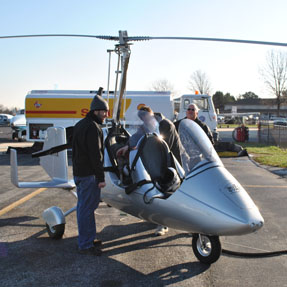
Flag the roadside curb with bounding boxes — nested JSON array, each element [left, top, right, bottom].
[[248, 153, 287, 178]]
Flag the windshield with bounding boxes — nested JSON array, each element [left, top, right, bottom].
[[178, 119, 222, 174], [184, 98, 209, 111]]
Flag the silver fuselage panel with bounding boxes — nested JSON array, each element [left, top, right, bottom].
[[101, 120, 264, 236]]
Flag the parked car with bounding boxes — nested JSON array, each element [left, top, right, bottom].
[[0, 114, 13, 126], [224, 117, 235, 124], [10, 109, 27, 141], [273, 120, 287, 127], [217, 115, 225, 124]]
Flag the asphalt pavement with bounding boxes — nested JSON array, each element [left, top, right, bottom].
[[0, 127, 287, 286]]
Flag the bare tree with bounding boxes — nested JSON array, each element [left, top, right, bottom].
[[0, 104, 14, 114], [150, 79, 174, 93], [189, 70, 211, 94], [260, 50, 287, 115]]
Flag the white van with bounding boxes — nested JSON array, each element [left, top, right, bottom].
[[177, 94, 218, 141]]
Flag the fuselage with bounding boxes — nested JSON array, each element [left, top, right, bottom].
[[101, 123, 264, 237]]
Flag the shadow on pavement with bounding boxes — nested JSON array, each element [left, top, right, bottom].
[[0, 219, 209, 286]]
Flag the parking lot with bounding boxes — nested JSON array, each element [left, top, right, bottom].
[[0, 127, 287, 286]]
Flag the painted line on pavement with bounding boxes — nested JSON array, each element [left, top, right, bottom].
[[0, 188, 47, 216], [244, 185, 287, 188]]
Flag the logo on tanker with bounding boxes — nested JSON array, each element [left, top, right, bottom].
[[81, 108, 89, 117], [34, 101, 42, 109], [137, 104, 146, 110], [80, 108, 111, 118]]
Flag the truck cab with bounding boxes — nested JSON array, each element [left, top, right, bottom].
[[177, 94, 218, 141]]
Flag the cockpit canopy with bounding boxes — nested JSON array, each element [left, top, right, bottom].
[[178, 119, 222, 175]]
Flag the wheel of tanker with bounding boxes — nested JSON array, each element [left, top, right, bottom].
[[192, 233, 221, 264], [46, 223, 65, 239]]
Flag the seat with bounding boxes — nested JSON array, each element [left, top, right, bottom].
[[104, 126, 130, 179], [126, 134, 181, 197], [139, 134, 181, 195], [139, 135, 170, 182]]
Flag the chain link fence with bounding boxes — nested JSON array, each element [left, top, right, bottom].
[[258, 120, 287, 148]]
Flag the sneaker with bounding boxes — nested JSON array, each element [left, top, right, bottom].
[[155, 225, 169, 236], [78, 246, 102, 256], [93, 239, 102, 247]]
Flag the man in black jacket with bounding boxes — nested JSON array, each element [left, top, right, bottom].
[[72, 94, 109, 255], [175, 103, 214, 145]]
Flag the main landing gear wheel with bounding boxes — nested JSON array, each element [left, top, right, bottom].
[[192, 234, 221, 264], [46, 223, 65, 239]]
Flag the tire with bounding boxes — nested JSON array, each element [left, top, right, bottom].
[[192, 234, 221, 264], [46, 223, 65, 239]]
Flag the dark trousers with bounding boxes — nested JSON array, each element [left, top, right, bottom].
[[74, 175, 101, 250]]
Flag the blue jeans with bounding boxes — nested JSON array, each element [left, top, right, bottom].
[[74, 175, 101, 250]]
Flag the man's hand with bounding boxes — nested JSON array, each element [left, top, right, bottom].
[[98, 182, 106, 188]]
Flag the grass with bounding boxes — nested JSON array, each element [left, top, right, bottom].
[[240, 142, 287, 168], [218, 124, 258, 128]]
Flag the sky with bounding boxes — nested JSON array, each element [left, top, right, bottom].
[[0, 0, 287, 109]]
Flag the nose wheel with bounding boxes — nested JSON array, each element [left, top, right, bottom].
[[192, 233, 221, 264]]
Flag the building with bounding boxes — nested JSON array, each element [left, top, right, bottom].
[[224, 98, 287, 118]]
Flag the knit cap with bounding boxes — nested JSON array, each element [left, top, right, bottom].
[[90, 95, 109, 111]]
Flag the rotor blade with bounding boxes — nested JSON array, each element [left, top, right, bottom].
[[128, 36, 287, 47], [0, 34, 119, 40], [1, 33, 286, 47]]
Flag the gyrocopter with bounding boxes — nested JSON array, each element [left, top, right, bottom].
[[6, 30, 286, 264]]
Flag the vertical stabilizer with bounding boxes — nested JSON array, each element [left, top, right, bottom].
[[10, 149, 20, 187], [10, 127, 75, 189], [40, 127, 69, 182]]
